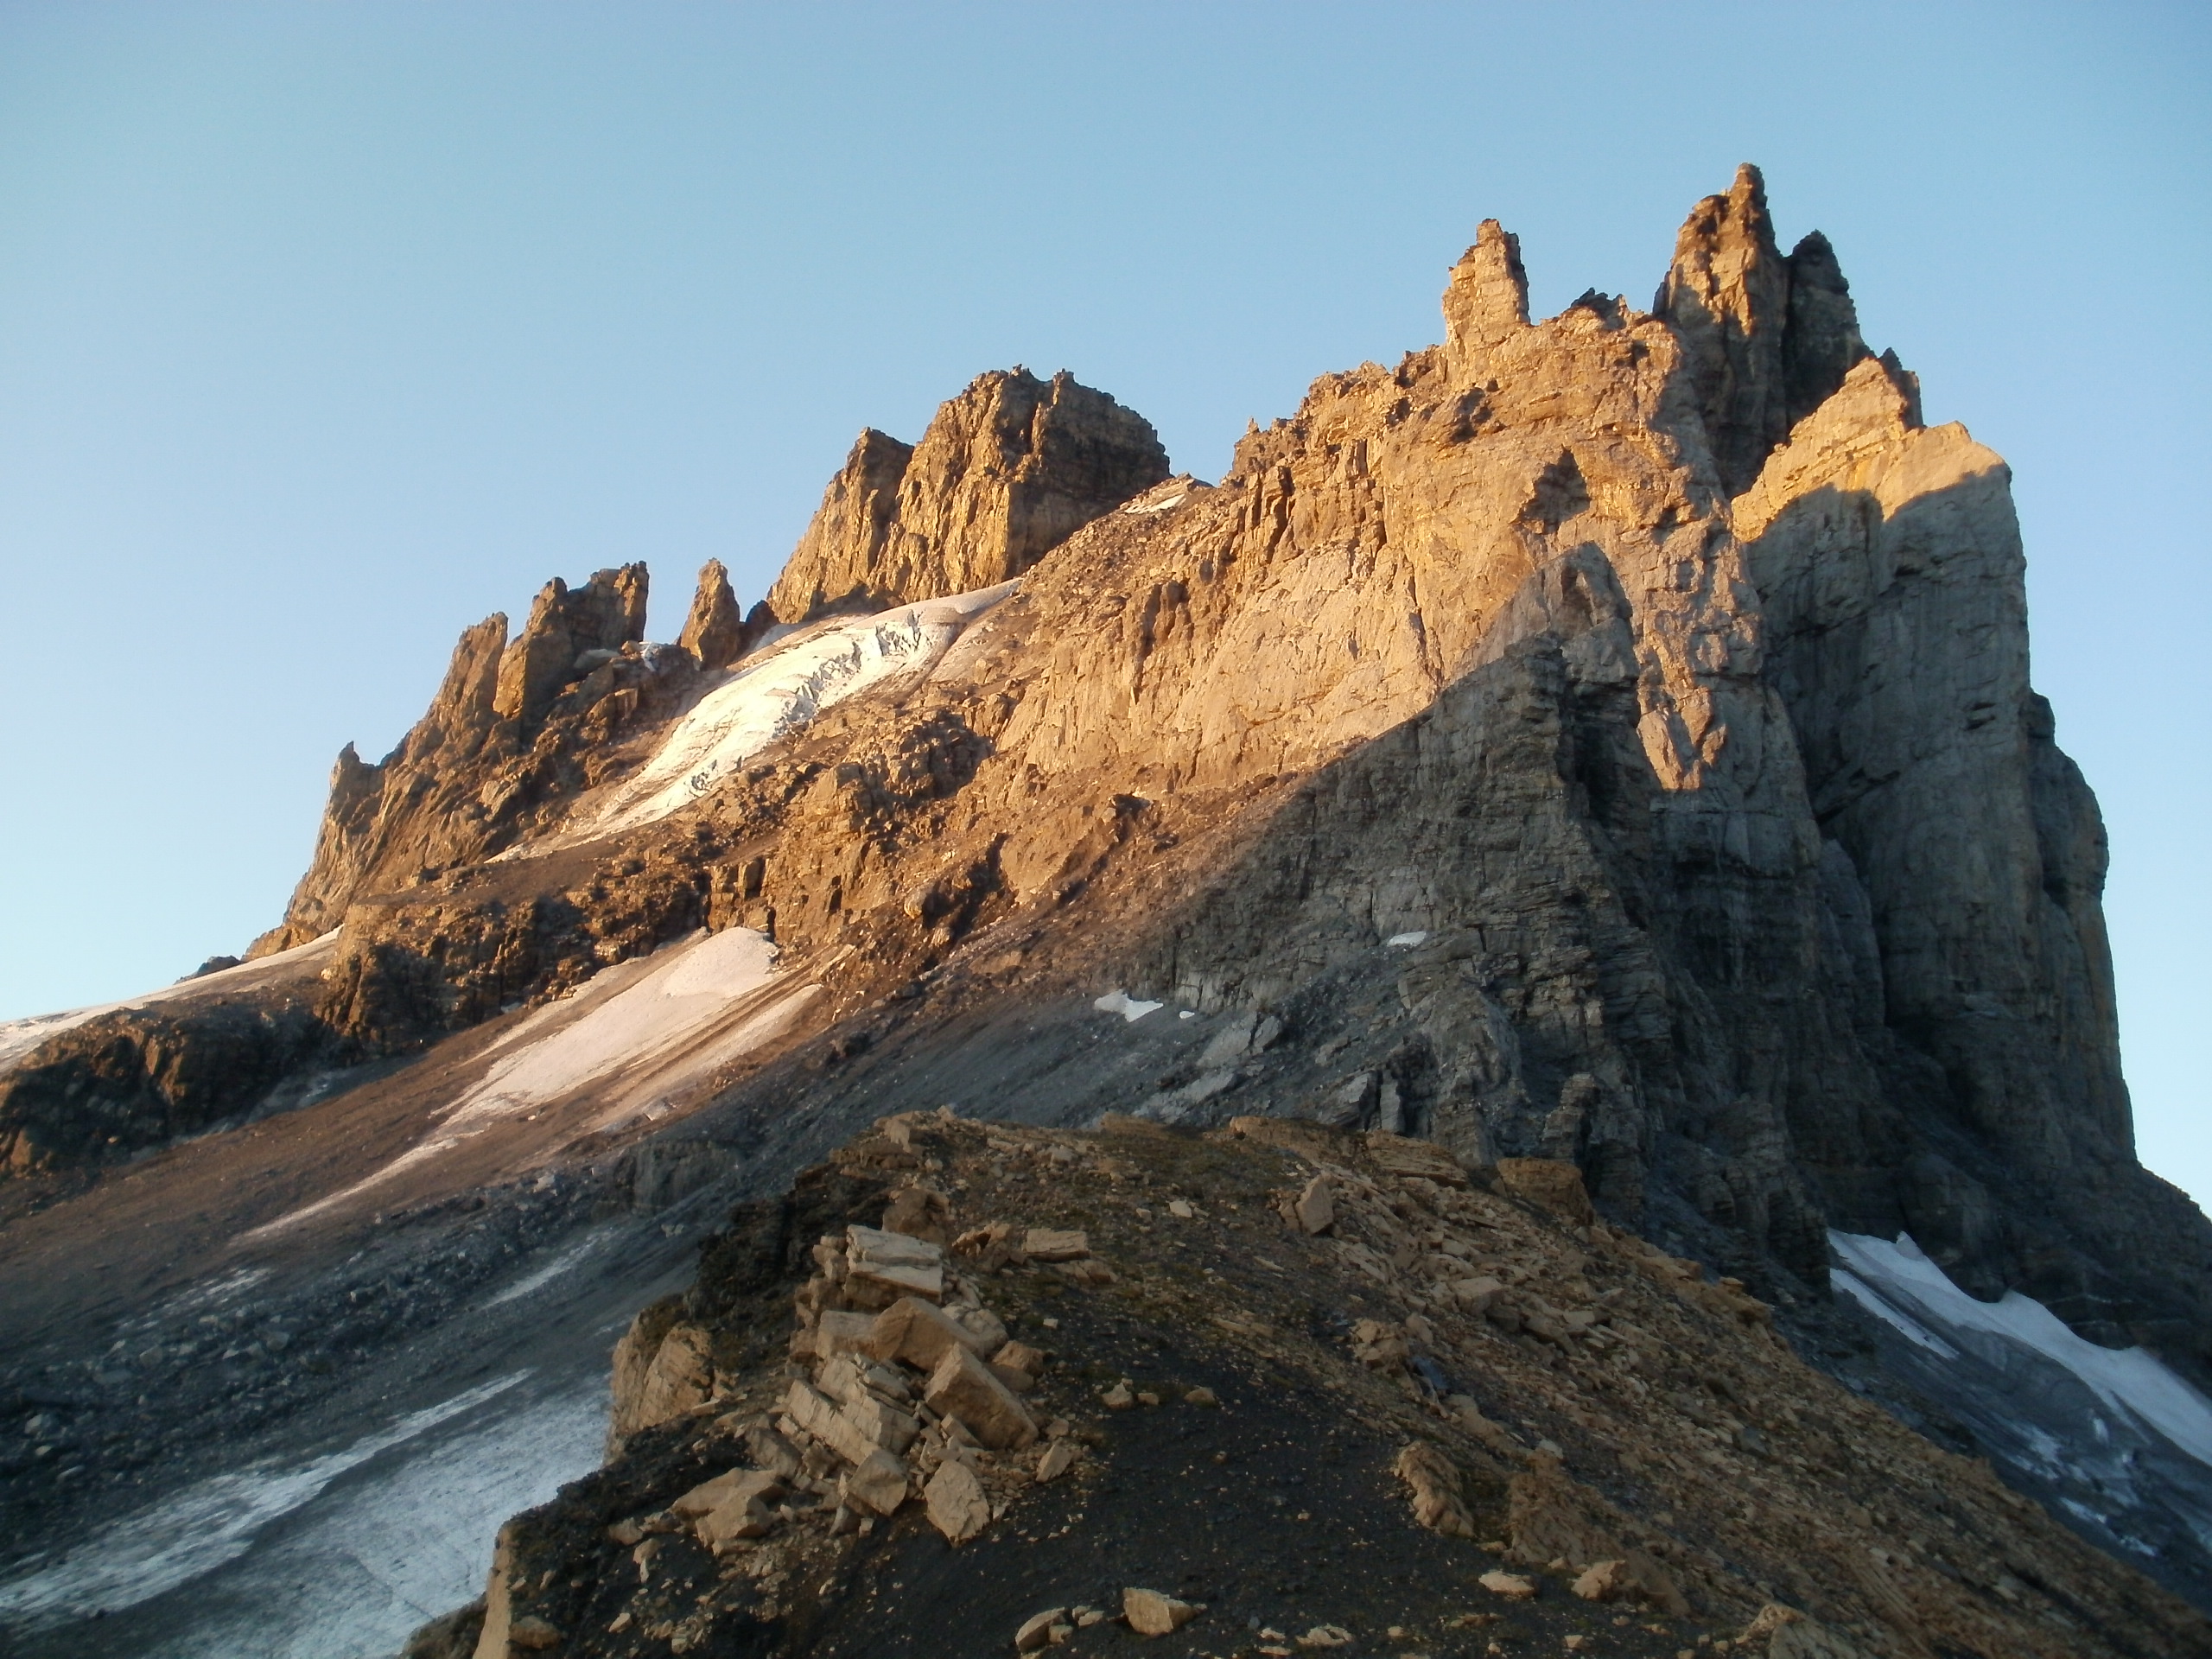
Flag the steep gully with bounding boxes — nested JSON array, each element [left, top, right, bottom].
[[0, 167, 2206, 1651]]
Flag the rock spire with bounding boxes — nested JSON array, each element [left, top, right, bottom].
[[766, 368, 1169, 623], [1441, 219, 1531, 378], [676, 559, 753, 670], [493, 565, 650, 729], [1656, 162, 1875, 493]]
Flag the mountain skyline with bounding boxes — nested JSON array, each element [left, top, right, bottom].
[[4, 6, 2207, 1214]]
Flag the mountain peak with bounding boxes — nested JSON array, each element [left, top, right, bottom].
[[765, 367, 1168, 624], [1441, 218, 1531, 376]]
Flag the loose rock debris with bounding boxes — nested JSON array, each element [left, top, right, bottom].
[[442, 1110, 2212, 1658]]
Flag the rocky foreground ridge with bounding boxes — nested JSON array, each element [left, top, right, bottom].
[[415, 1114, 2209, 1659], [3, 166, 2209, 1652]]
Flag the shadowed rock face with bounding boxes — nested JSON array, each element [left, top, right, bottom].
[[0, 1000, 335, 1174], [766, 368, 1169, 621]]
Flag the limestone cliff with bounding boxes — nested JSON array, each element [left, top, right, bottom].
[[765, 368, 1169, 621], [51, 166, 2209, 1386], [19, 165, 2212, 1659]]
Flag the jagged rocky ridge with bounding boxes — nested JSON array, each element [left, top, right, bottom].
[[3, 165, 2209, 1650]]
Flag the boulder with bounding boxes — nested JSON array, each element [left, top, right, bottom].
[[1363, 1132, 1467, 1185], [925, 1344, 1039, 1449], [1021, 1228, 1090, 1262], [840, 1447, 910, 1516], [782, 1379, 877, 1466], [861, 1295, 990, 1372], [846, 1224, 945, 1305], [1034, 1440, 1077, 1482], [882, 1185, 954, 1245], [1394, 1441, 1476, 1538], [1495, 1159, 1595, 1226], [812, 1309, 879, 1361], [696, 1488, 780, 1551], [671, 1467, 782, 1520], [925, 1458, 992, 1544], [1015, 1609, 1069, 1653], [1122, 1587, 1200, 1637], [1294, 1177, 1335, 1236]]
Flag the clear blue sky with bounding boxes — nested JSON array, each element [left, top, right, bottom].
[[3, 3, 2206, 1206]]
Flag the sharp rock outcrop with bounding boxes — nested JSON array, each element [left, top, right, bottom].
[[154, 172, 2211, 1383], [676, 558, 760, 671], [254, 562, 697, 957], [765, 367, 1170, 622], [1656, 162, 1876, 494]]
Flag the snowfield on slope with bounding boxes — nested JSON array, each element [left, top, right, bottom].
[[250, 926, 816, 1237], [0, 931, 340, 1080], [578, 581, 1018, 839], [1832, 1230, 2212, 1470]]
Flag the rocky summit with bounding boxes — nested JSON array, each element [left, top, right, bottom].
[[2, 167, 2208, 1659]]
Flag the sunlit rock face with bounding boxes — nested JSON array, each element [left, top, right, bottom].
[[766, 367, 1170, 625]]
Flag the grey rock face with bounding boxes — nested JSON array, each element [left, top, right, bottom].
[[1656, 163, 1873, 494]]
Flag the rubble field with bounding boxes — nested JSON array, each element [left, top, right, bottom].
[[420, 1112, 2209, 1659]]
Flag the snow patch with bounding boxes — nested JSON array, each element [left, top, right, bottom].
[[1384, 931, 1429, 948], [251, 929, 812, 1236], [578, 582, 1017, 838], [1830, 1267, 1960, 1358], [0, 931, 340, 1078], [483, 1230, 610, 1309], [1831, 1230, 2212, 1471], [1093, 990, 1163, 1023]]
